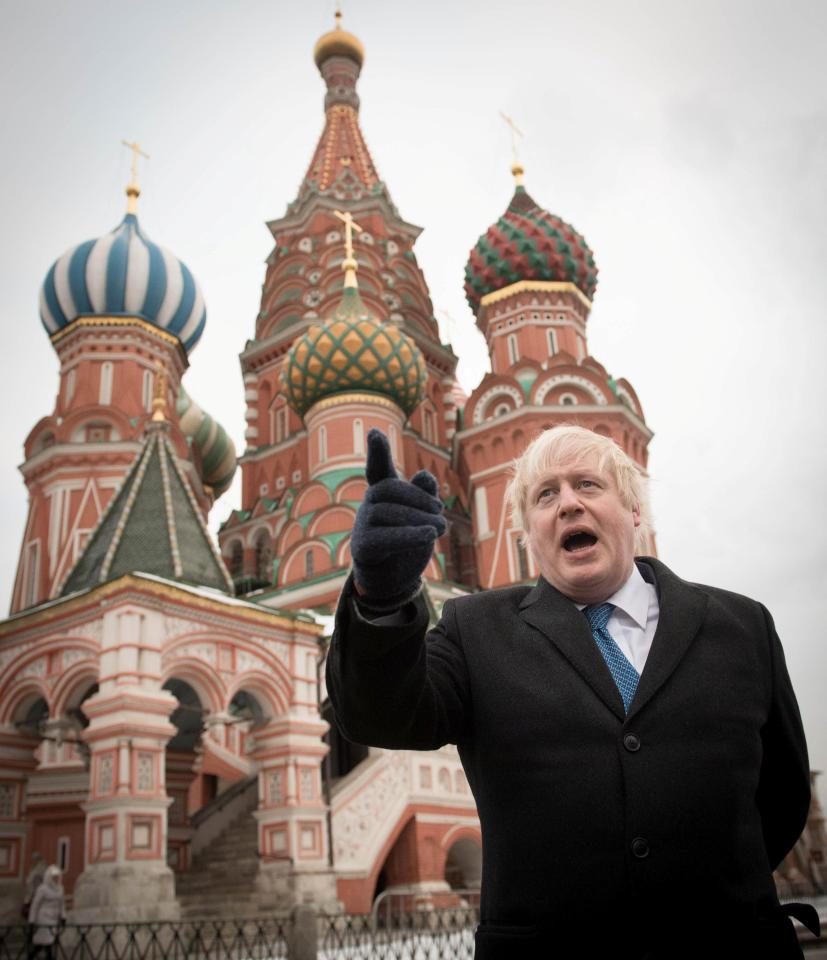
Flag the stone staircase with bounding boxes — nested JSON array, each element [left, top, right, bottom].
[[176, 810, 269, 919]]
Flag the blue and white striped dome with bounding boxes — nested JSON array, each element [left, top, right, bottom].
[[39, 212, 206, 353]]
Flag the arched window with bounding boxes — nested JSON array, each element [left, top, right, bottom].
[[99, 362, 113, 405], [228, 541, 243, 578], [142, 370, 153, 412], [507, 333, 519, 365], [319, 425, 327, 462], [254, 531, 272, 584], [304, 550, 314, 578], [424, 408, 435, 442], [65, 369, 76, 405], [274, 405, 288, 443], [24, 541, 40, 609], [547, 329, 557, 356], [560, 393, 577, 406], [354, 419, 364, 454]]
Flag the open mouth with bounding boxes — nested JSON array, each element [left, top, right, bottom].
[[563, 531, 598, 552]]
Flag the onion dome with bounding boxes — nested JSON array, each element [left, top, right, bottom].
[[464, 184, 598, 313], [283, 211, 426, 418], [282, 286, 426, 418], [313, 10, 364, 68], [39, 211, 207, 353], [176, 387, 237, 497]]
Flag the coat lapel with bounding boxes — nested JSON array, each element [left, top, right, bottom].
[[518, 560, 709, 723], [519, 577, 626, 721], [627, 558, 709, 720]]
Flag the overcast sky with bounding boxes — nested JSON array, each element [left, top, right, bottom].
[[2, 0, 826, 782]]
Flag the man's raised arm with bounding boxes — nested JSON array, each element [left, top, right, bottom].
[[325, 429, 470, 750]]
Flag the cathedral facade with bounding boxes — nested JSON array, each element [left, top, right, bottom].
[[0, 15, 821, 923]]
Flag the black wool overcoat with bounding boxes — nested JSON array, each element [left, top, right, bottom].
[[326, 558, 812, 959]]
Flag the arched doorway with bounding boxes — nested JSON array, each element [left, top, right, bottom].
[[162, 678, 207, 871], [444, 837, 482, 890]]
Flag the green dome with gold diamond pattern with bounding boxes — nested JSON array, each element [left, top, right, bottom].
[[282, 286, 427, 417]]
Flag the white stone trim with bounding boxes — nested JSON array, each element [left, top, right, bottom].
[[471, 384, 523, 425], [534, 375, 607, 406]]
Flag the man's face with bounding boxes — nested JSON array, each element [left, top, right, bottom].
[[525, 452, 640, 605]]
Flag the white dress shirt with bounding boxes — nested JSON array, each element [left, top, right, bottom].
[[358, 564, 661, 675], [577, 564, 660, 673]]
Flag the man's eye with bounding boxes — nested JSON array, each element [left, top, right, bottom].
[[579, 480, 597, 489], [537, 488, 554, 501]]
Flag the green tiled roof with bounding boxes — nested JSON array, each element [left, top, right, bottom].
[[61, 426, 233, 596]]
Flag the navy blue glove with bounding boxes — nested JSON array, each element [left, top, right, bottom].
[[350, 429, 446, 611]]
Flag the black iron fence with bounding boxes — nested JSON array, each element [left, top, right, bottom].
[[0, 908, 479, 960], [318, 906, 477, 959], [0, 919, 290, 960]]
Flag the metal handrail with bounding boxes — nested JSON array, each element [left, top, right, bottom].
[[370, 886, 481, 933], [189, 773, 257, 828]]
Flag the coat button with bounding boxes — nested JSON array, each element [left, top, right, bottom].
[[631, 837, 649, 859], [623, 733, 641, 752]]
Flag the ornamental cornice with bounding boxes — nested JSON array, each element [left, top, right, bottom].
[[471, 384, 524, 425], [268, 193, 421, 244], [304, 391, 403, 418], [533, 374, 608, 406], [0, 574, 321, 642], [20, 442, 141, 477], [479, 280, 592, 311], [237, 433, 306, 466], [455, 403, 653, 443], [51, 315, 188, 363]]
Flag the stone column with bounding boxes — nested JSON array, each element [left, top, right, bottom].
[[165, 750, 199, 873], [72, 604, 179, 922], [249, 712, 337, 911]]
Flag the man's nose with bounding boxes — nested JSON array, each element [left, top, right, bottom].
[[558, 484, 584, 515]]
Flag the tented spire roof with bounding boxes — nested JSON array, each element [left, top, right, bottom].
[[61, 426, 233, 596]]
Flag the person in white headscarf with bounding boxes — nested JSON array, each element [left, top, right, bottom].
[[27, 865, 65, 959]]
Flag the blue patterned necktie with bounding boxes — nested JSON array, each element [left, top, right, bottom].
[[583, 602, 640, 713]]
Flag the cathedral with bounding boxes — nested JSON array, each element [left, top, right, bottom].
[[0, 14, 821, 923]]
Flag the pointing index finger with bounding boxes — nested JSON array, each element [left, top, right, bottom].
[[365, 428, 398, 485]]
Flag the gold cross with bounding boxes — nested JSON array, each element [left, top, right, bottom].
[[122, 140, 150, 213], [499, 112, 524, 164], [499, 112, 525, 185], [333, 209, 363, 289], [121, 139, 150, 185]]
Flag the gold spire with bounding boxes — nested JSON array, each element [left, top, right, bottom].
[[333, 209, 363, 289], [121, 139, 150, 214], [499, 111, 525, 187], [151, 364, 168, 422]]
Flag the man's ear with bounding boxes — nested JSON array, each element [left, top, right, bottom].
[[632, 505, 641, 528]]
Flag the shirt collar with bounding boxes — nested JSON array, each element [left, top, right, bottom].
[[574, 564, 650, 629], [605, 564, 650, 629]]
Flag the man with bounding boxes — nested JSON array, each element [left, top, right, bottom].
[[326, 426, 817, 958]]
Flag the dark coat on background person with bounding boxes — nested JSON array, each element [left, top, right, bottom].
[[326, 558, 812, 959]]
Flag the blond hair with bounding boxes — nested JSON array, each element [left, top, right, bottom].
[[505, 425, 651, 551]]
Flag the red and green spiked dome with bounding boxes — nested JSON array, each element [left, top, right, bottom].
[[464, 185, 598, 312], [281, 286, 427, 418]]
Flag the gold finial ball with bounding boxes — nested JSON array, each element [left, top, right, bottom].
[[313, 17, 364, 68], [511, 162, 524, 177]]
